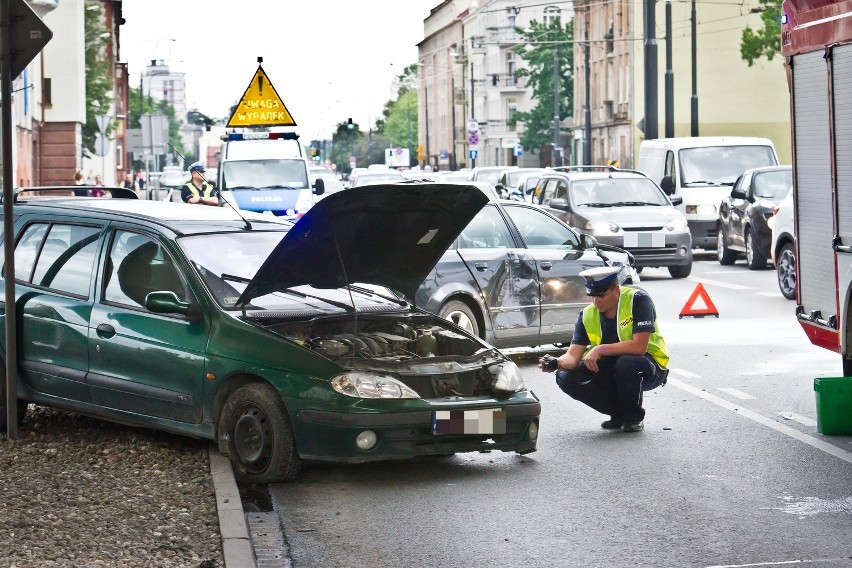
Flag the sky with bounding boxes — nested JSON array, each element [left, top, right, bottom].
[[120, 0, 439, 140]]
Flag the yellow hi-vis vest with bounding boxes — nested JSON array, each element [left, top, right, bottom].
[[581, 286, 669, 369], [184, 181, 215, 199]]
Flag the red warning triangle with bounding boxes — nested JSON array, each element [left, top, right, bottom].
[[679, 282, 719, 319]]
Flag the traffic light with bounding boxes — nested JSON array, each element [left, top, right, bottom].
[[347, 118, 354, 130], [310, 147, 320, 161]]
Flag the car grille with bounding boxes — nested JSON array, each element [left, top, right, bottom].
[[627, 246, 680, 258], [623, 226, 665, 231]]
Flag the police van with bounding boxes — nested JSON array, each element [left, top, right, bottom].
[[637, 136, 779, 251], [217, 131, 324, 221]]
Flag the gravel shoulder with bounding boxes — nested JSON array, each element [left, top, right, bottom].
[[0, 405, 224, 568]]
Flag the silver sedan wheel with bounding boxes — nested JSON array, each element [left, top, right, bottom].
[[439, 300, 480, 337]]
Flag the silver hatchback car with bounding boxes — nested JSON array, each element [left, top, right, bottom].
[[534, 166, 693, 278]]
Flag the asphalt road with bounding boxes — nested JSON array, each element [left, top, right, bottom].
[[261, 258, 852, 568]]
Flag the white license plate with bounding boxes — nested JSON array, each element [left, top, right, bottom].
[[432, 408, 507, 435], [623, 232, 665, 248]]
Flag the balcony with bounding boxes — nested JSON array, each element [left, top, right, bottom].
[[488, 73, 523, 89]]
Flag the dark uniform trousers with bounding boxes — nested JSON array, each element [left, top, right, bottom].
[[555, 354, 665, 423]]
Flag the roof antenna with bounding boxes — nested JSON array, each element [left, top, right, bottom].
[[166, 141, 252, 230]]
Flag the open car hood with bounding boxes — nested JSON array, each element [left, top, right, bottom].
[[236, 183, 489, 306]]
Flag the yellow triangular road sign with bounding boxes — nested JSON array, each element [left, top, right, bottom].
[[227, 66, 296, 127]]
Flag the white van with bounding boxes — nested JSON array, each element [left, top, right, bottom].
[[637, 136, 779, 250], [217, 131, 324, 222]]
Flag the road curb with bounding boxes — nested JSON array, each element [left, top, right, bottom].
[[208, 446, 256, 568]]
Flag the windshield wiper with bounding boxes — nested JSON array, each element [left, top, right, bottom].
[[579, 202, 611, 207], [345, 284, 408, 306], [258, 184, 301, 190], [682, 180, 723, 186], [225, 185, 256, 191], [608, 201, 661, 207], [222, 273, 355, 312]]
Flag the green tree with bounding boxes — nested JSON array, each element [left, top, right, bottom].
[[740, 0, 782, 66], [510, 18, 574, 154], [331, 119, 364, 173], [82, 4, 114, 158], [127, 86, 191, 169], [383, 89, 418, 164]]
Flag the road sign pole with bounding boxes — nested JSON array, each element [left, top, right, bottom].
[[2, 0, 18, 439]]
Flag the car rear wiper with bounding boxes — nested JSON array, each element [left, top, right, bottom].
[[608, 201, 662, 207]]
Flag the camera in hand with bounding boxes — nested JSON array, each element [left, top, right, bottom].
[[544, 356, 558, 372]]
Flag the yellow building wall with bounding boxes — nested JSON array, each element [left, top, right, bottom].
[[631, 0, 791, 164]]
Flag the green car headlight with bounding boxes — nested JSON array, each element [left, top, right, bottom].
[[489, 361, 525, 392], [331, 373, 420, 399]]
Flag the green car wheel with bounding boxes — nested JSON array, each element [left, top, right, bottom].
[[220, 382, 302, 484]]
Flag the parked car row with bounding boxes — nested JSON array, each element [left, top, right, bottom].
[[715, 165, 795, 299]]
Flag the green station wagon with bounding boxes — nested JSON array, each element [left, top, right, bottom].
[[0, 184, 540, 483]]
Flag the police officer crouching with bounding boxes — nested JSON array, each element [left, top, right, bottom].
[[539, 266, 669, 432], [181, 161, 218, 206]]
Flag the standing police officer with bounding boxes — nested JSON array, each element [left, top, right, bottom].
[[539, 266, 669, 432], [181, 161, 218, 206]]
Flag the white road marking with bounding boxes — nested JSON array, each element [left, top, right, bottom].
[[687, 276, 752, 290], [706, 559, 850, 567], [669, 367, 702, 379], [668, 377, 852, 465], [756, 291, 783, 298], [717, 387, 757, 400], [777, 412, 818, 427]]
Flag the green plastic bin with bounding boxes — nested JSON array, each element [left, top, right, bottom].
[[813, 377, 852, 435]]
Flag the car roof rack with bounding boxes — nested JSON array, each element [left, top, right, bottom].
[[551, 165, 650, 178], [3, 186, 139, 202]]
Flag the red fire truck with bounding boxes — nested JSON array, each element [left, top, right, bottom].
[[783, 0, 852, 372]]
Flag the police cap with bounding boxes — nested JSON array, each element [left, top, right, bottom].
[[579, 266, 621, 296]]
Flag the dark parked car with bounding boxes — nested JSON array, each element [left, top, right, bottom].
[[415, 199, 637, 350], [717, 165, 792, 269], [532, 166, 692, 278], [0, 184, 540, 484]]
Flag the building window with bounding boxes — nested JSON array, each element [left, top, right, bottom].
[[544, 6, 561, 25], [507, 100, 518, 131]]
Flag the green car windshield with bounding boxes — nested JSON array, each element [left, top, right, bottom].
[[179, 231, 283, 308]]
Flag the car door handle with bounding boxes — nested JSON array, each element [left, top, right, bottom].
[[540, 262, 552, 270], [474, 262, 489, 272], [96, 323, 116, 338]]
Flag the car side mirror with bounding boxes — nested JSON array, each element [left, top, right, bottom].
[[669, 195, 683, 206], [548, 197, 569, 211], [580, 233, 598, 250], [730, 188, 747, 200], [660, 176, 674, 195], [313, 177, 325, 196], [146, 291, 200, 320]]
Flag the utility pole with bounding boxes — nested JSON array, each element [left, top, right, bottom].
[[691, 0, 699, 136], [553, 42, 560, 167], [470, 59, 476, 168], [584, 29, 591, 165], [665, 0, 674, 138], [644, 0, 659, 140]]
